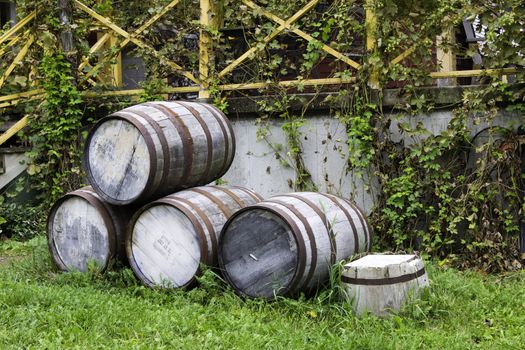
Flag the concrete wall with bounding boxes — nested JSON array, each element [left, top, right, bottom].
[[222, 108, 523, 213]]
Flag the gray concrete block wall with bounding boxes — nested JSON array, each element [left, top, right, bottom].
[[221, 109, 523, 214]]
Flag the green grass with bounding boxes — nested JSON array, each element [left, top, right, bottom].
[[1, 236, 524, 350]]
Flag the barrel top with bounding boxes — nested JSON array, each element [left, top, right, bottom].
[[342, 254, 426, 284], [86, 117, 151, 203], [345, 254, 418, 268], [129, 204, 202, 288], [219, 207, 299, 299], [48, 195, 111, 272]]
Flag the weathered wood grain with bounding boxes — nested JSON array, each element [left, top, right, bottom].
[[220, 209, 298, 299], [47, 187, 130, 272], [84, 101, 235, 205], [218, 192, 371, 299], [342, 254, 430, 317], [127, 185, 262, 288]]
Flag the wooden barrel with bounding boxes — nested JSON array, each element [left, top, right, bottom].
[[218, 192, 372, 299], [84, 101, 235, 205], [126, 185, 263, 288], [342, 254, 429, 316], [47, 186, 130, 272]]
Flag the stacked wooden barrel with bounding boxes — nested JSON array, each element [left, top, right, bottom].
[[47, 186, 130, 272], [218, 192, 371, 299], [47, 100, 372, 297], [47, 101, 246, 277], [84, 101, 235, 205], [126, 185, 262, 288]]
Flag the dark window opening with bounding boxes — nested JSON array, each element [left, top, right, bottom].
[[0, 2, 11, 27]]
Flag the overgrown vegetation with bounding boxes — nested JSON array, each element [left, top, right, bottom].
[[0, 237, 524, 349], [0, 0, 523, 270]]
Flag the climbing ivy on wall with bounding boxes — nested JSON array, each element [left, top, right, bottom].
[[355, 0, 524, 271]]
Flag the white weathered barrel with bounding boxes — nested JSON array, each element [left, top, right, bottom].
[[47, 186, 130, 272], [84, 101, 235, 205], [126, 185, 263, 288], [218, 192, 372, 299], [342, 254, 429, 317]]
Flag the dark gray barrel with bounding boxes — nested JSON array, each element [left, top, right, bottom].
[[47, 186, 130, 272], [126, 185, 263, 288], [84, 101, 235, 205], [218, 192, 372, 299]]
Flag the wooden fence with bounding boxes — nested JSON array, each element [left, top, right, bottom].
[[0, 0, 520, 146]]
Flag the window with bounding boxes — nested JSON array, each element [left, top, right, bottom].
[[0, 1, 14, 28]]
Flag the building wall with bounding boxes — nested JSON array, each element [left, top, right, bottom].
[[222, 108, 523, 213]]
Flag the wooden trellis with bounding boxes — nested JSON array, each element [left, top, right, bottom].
[[0, 0, 521, 147]]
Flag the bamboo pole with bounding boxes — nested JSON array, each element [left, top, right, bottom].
[[82, 77, 357, 97], [109, 34, 123, 87], [0, 36, 34, 89], [365, 1, 379, 89], [435, 27, 456, 86], [74, 0, 198, 83], [391, 47, 415, 65], [0, 10, 37, 45], [0, 116, 28, 147], [242, 0, 361, 70], [218, 76, 356, 91], [0, 30, 29, 58], [199, 0, 212, 100], [429, 67, 519, 78], [0, 89, 44, 103], [218, 0, 321, 79]]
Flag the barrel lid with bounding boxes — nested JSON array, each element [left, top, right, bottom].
[[219, 207, 299, 299], [345, 254, 419, 268], [85, 116, 152, 204], [128, 204, 202, 288], [47, 194, 112, 272]]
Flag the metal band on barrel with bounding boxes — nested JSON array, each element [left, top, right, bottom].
[[342, 267, 426, 286]]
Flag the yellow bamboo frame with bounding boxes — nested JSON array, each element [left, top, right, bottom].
[[390, 47, 416, 65], [365, 0, 379, 88], [242, 0, 361, 70], [429, 67, 519, 78], [74, 0, 198, 84], [78, 0, 183, 86], [0, 36, 34, 89], [218, 0, 322, 79], [199, 0, 212, 99], [78, 32, 111, 73], [0, 10, 37, 45], [0, 30, 30, 58], [0, 116, 28, 147]]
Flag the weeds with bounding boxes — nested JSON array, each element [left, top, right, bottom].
[[0, 237, 524, 349]]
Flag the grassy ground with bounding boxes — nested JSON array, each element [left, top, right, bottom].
[[0, 236, 524, 350]]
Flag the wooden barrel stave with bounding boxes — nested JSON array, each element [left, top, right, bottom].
[[47, 187, 129, 272], [218, 192, 371, 299], [137, 104, 186, 185], [85, 101, 235, 205], [219, 207, 299, 298], [127, 185, 261, 289]]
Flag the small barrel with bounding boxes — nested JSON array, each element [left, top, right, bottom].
[[342, 254, 429, 317], [47, 186, 130, 272], [126, 185, 263, 288], [218, 192, 372, 299], [84, 101, 235, 205]]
